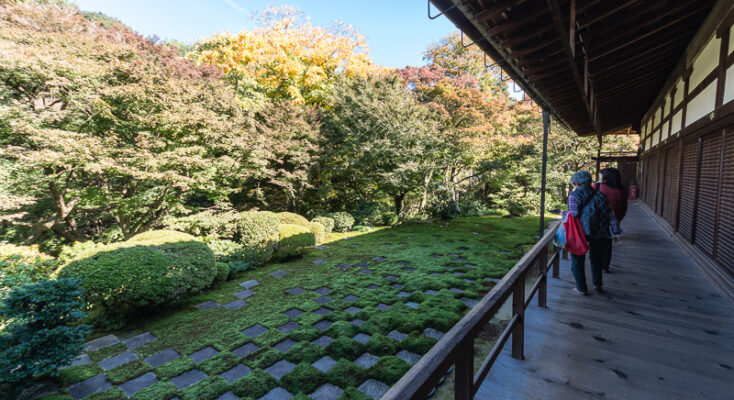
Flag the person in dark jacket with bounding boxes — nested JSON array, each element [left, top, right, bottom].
[[568, 171, 621, 294], [595, 167, 627, 273]]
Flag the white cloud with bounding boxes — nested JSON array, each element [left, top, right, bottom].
[[222, 0, 248, 17]]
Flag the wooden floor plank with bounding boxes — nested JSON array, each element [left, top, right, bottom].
[[475, 202, 734, 400]]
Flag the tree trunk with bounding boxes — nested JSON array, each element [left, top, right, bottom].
[[394, 193, 406, 218], [419, 168, 434, 212]]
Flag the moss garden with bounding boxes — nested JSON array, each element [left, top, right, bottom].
[[50, 215, 539, 400]]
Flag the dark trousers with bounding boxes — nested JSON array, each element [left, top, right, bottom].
[[571, 237, 611, 292]]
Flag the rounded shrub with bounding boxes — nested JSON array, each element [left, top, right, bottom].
[[327, 212, 355, 232], [56, 231, 217, 321], [310, 222, 326, 244], [382, 211, 398, 226], [275, 224, 315, 260], [276, 212, 310, 228], [215, 262, 230, 282], [311, 217, 334, 234], [235, 211, 280, 267]]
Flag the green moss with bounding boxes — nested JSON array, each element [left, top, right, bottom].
[[370, 356, 410, 385], [156, 357, 196, 379], [181, 376, 229, 400], [402, 333, 437, 355], [199, 351, 240, 375], [58, 363, 104, 386], [364, 333, 397, 356], [281, 362, 324, 395], [325, 336, 362, 361], [38, 395, 73, 400], [340, 387, 372, 400], [325, 321, 358, 338], [284, 342, 324, 364], [87, 387, 126, 400], [288, 325, 321, 342], [106, 359, 153, 384], [130, 381, 179, 400], [230, 368, 277, 399], [88, 342, 127, 362], [248, 348, 284, 370], [325, 359, 367, 388]]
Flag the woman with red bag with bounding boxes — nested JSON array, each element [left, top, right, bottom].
[[568, 171, 621, 295]]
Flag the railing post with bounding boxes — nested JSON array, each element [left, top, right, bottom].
[[454, 337, 474, 400], [511, 276, 525, 360], [552, 246, 561, 278], [538, 246, 548, 308]]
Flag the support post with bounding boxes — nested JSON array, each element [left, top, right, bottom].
[[454, 337, 474, 400], [512, 277, 525, 359], [538, 246, 548, 308], [595, 134, 603, 178], [540, 110, 550, 237], [553, 246, 561, 278]]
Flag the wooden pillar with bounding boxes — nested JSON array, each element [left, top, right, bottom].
[[511, 276, 525, 360], [454, 337, 474, 400], [538, 246, 548, 308], [595, 134, 603, 178], [540, 110, 550, 237], [552, 247, 561, 278]]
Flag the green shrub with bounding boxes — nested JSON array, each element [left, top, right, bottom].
[[352, 201, 382, 226], [309, 222, 325, 244], [310, 217, 334, 234], [275, 224, 315, 260], [382, 211, 398, 226], [327, 212, 354, 232], [214, 262, 230, 282], [0, 278, 90, 388], [276, 212, 310, 228], [351, 225, 373, 232], [0, 244, 56, 293], [201, 237, 245, 260], [56, 232, 217, 322], [235, 211, 280, 268], [164, 209, 240, 239]]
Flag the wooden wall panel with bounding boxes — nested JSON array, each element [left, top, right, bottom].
[[693, 134, 722, 257], [646, 154, 659, 208], [715, 130, 734, 277], [656, 153, 666, 215], [663, 146, 680, 225], [678, 141, 699, 242]]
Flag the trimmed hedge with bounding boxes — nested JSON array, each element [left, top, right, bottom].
[[56, 231, 217, 321], [235, 211, 280, 268], [309, 222, 325, 244], [327, 212, 354, 232], [276, 212, 310, 228], [275, 224, 315, 260], [311, 217, 334, 234]]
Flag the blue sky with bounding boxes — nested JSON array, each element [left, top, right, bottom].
[[72, 0, 459, 68]]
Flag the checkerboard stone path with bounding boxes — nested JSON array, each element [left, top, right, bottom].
[[68, 373, 112, 400], [189, 346, 218, 363], [232, 342, 259, 357], [269, 270, 288, 278], [216, 392, 239, 400], [119, 372, 156, 396], [282, 308, 304, 319], [145, 348, 179, 368], [310, 383, 344, 400], [312, 355, 337, 373], [358, 379, 390, 399], [196, 300, 221, 310], [243, 324, 269, 337], [84, 334, 120, 352], [170, 369, 206, 390], [260, 387, 293, 400], [220, 364, 251, 383], [123, 332, 156, 349], [240, 279, 260, 289], [312, 335, 333, 348], [223, 299, 247, 310], [265, 360, 296, 380], [274, 338, 297, 352], [285, 286, 305, 295], [99, 350, 137, 370], [354, 353, 380, 368]]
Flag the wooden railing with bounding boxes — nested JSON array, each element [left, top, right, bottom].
[[383, 221, 562, 400]]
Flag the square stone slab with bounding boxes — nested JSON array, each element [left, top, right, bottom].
[[342, 294, 359, 302], [385, 275, 398, 281], [358, 379, 390, 400], [190, 346, 218, 363], [84, 334, 120, 352], [67, 373, 112, 400], [376, 303, 390, 310], [216, 392, 239, 400], [485, 277, 501, 283], [354, 262, 369, 268], [387, 330, 407, 342], [310, 383, 343, 400], [240, 280, 260, 289], [119, 371, 157, 396], [315, 296, 333, 304], [396, 291, 410, 298], [366, 284, 380, 290], [372, 256, 386, 262], [232, 342, 260, 358], [311, 335, 334, 348], [265, 360, 296, 380], [270, 270, 288, 278], [456, 258, 468, 262], [398, 242, 408, 245], [123, 332, 156, 349], [424, 328, 445, 340], [447, 253, 459, 258], [396, 261, 410, 266], [391, 283, 404, 289], [274, 338, 298, 352], [277, 321, 300, 334], [314, 307, 332, 315], [286, 287, 305, 296], [354, 353, 380, 368], [463, 278, 475, 284], [145, 348, 180, 368], [314, 320, 333, 331], [360, 269, 373, 275], [453, 271, 465, 276], [312, 355, 337, 373], [406, 302, 419, 309], [464, 263, 477, 268], [449, 288, 464, 294], [314, 287, 332, 295], [66, 353, 92, 368], [383, 243, 392, 246], [223, 299, 248, 310], [352, 333, 371, 344], [99, 350, 138, 371], [402, 267, 416, 272], [444, 265, 457, 270], [461, 297, 479, 308], [282, 308, 304, 319], [196, 300, 221, 311], [425, 289, 438, 295], [430, 272, 443, 276], [170, 369, 207, 390], [349, 244, 359, 247], [345, 306, 362, 314], [220, 364, 251, 383], [350, 318, 365, 327], [312, 259, 327, 264], [431, 254, 442, 258], [242, 324, 268, 338], [397, 350, 421, 366], [234, 289, 255, 299], [335, 263, 352, 271], [314, 245, 329, 250], [260, 387, 293, 400]]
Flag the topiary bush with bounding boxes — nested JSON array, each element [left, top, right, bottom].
[[0, 278, 90, 392], [327, 212, 354, 232], [235, 211, 280, 267], [215, 262, 230, 282], [275, 224, 315, 260], [276, 212, 310, 228], [311, 217, 334, 234], [309, 222, 325, 244], [0, 244, 56, 294], [56, 231, 217, 324]]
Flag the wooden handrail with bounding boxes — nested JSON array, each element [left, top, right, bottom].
[[383, 220, 561, 400]]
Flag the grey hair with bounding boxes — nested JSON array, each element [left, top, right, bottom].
[[571, 170, 592, 186]]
